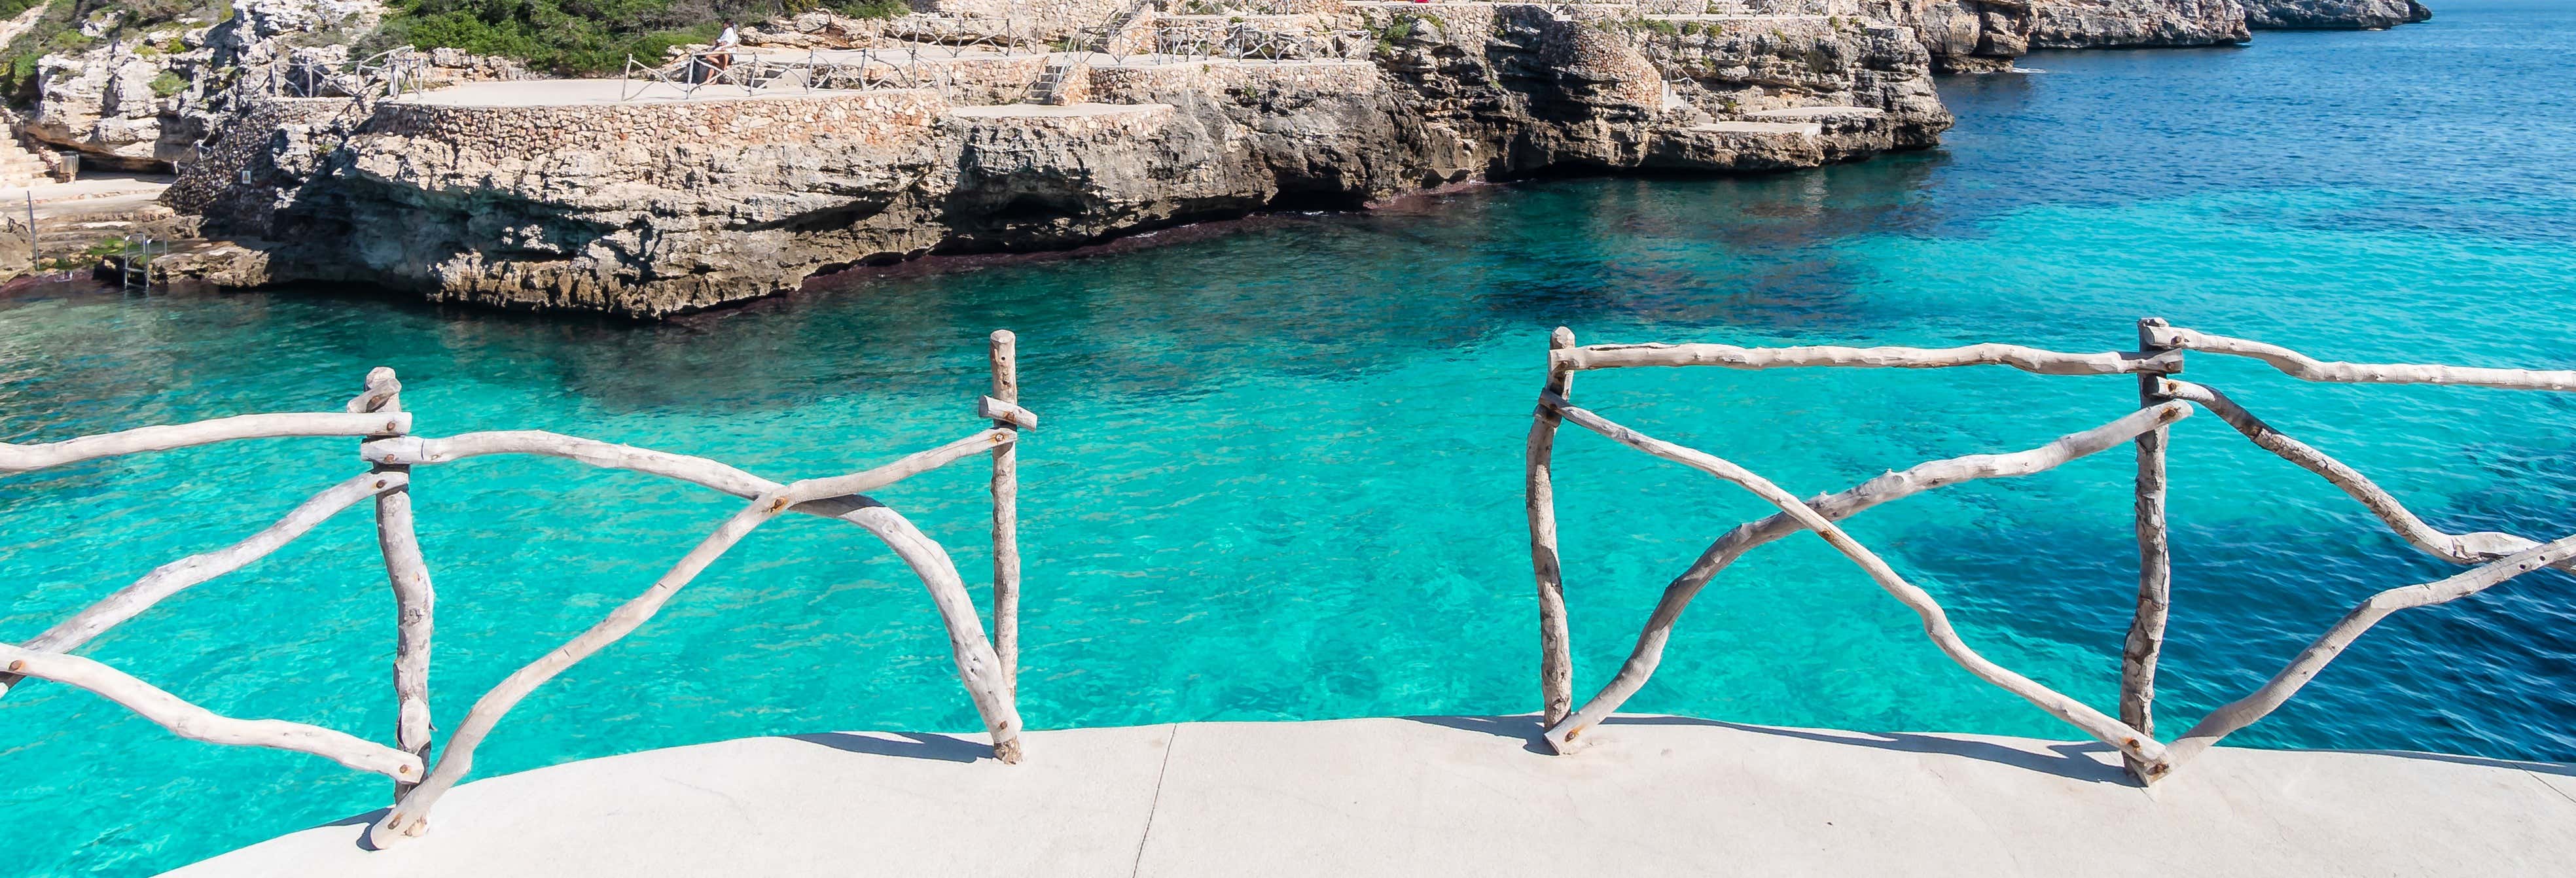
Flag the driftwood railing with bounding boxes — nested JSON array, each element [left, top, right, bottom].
[[0, 332, 1038, 847], [1524, 320, 2576, 782]]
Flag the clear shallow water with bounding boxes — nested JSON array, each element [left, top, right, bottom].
[[7, 4, 2576, 874]]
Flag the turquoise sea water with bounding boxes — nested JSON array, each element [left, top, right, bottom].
[[7, 3, 2576, 874]]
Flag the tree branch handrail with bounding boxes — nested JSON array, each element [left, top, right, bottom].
[[0, 472, 409, 697], [2147, 326, 2576, 391], [0, 412, 413, 474], [2168, 533, 2576, 766], [365, 434, 1016, 845], [1539, 400, 2193, 752], [5, 334, 1037, 849], [2156, 378, 2573, 572], [1528, 320, 2576, 785], [1545, 396, 2173, 773], [0, 644, 423, 779], [1550, 341, 2181, 376]]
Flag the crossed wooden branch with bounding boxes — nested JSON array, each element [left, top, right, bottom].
[[0, 332, 1035, 847], [1529, 323, 2576, 783]]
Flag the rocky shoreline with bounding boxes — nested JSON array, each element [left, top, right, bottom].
[[3, 0, 2437, 317]]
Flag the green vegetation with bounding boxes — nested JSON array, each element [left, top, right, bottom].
[[149, 69, 185, 96], [1370, 13, 1425, 56], [363, 0, 906, 77]]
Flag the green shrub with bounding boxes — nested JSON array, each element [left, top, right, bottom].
[[368, 0, 904, 77], [149, 69, 184, 96]]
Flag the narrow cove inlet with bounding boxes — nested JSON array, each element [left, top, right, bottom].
[[4, 1, 2576, 875]]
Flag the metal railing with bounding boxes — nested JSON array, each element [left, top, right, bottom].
[[621, 46, 973, 99], [1, 332, 1040, 849], [1525, 320, 2576, 782], [238, 48, 432, 102], [116, 235, 165, 291]]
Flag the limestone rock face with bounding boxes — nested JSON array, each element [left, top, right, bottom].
[[2031, 0, 2251, 48], [209, 0, 388, 65], [1853, 0, 2039, 73], [169, 4, 1950, 317], [2243, 0, 2429, 29], [22, 0, 389, 170], [26, 35, 202, 169]]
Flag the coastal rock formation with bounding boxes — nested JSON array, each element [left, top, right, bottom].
[[164, 3, 1952, 317], [2030, 0, 2250, 47], [22, 0, 389, 169], [2242, 0, 2429, 29], [1859, 0, 2038, 73]]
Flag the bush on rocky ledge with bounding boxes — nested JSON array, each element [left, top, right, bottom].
[[364, 0, 905, 76]]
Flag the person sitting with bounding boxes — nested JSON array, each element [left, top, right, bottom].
[[711, 22, 741, 77]]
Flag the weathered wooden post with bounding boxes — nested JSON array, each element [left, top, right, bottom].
[[988, 330, 1022, 695], [2122, 317, 2177, 783], [1529, 326, 1576, 727], [351, 368, 435, 799]]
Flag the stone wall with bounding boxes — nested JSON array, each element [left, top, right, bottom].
[[367, 90, 945, 152], [1087, 58, 1382, 105], [164, 97, 363, 226]]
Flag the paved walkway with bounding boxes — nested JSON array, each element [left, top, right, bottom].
[[0, 175, 171, 217], [173, 716, 2576, 877]]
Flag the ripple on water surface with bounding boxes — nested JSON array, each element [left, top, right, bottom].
[[6, 5, 2576, 875]]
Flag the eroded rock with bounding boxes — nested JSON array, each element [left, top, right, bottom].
[[2243, 0, 2429, 29], [2031, 0, 2249, 47], [170, 4, 1952, 317]]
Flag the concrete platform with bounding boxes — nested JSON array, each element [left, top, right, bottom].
[[1692, 120, 1826, 137], [1749, 105, 1887, 121], [171, 716, 2576, 877]]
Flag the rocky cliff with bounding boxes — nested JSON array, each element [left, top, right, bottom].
[[2243, 0, 2429, 29], [17, 0, 528, 172], [162, 3, 1952, 317], [2030, 0, 2249, 48]]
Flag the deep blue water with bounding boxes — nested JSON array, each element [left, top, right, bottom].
[[5, 3, 2575, 874]]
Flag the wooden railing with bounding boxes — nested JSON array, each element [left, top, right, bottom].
[[0, 332, 1037, 848], [1524, 319, 2576, 782]]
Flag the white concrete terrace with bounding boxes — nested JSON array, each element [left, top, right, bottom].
[[173, 715, 2576, 876]]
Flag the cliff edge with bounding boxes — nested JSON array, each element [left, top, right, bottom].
[[162, 3, 1952, 317]]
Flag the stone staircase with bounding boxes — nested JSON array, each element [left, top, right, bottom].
[[0, 137, 50, 188], [0, 109, 65, 188], [1028, 55, 1089, 105]]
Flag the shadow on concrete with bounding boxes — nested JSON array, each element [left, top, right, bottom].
[[2336, 749, 2576, 778], [781, 731, 988, 764], [303, 808, 391, 852], [1401, 714, 2138, 786]]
